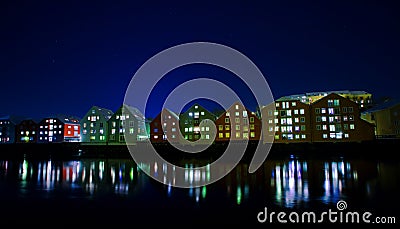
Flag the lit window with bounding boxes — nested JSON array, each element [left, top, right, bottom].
[[275, 119, 279, 124], [286, 110, 292, 116], [268, 119, 273, 124], [269, 127, 274, 132], [330, 133, 336, 139], [205, 127, 209, 131], [275, 126, 279, 131], [295, 126, 300, 132], [235, 112, 240, 116], [154, 135, 158, 139], [243, 133, 249, 139], [295, 134, 300, 139], [171, 128, 176, 132], [250, 117, 254, 123], [195, 105, 198, 109], [219, 133, 224, 138], [292, 102, 296, 107], [334, 100, 340, 106], [236, 125, 240, 131], [301, 134, 306, 139], [329, 117, 334, 123], [350, 124, 355, 130], [201, 112, 205, 116], [129, 128, 134, 134], [322, 125, 327, 130], [111, 129, 116, 134], [235, 105, 239, 110], [250, 124, 254, 130], [83, 130, 87, 134], [349, 115, 354, 121], [189, 127, 193, 132], [321, 108, 326, 114], [236, 132, 240, 138], [323, 134, 328, 139], [225, 118, 229, 123], [300, 109, 305, 115], [189, 112, 193, 117], [294, 118, 299, 123], [276, 103, 280, 107], [225, 133, 230, 138], [287, 118, 292, 125], [321, 116, 327, 122], [344, 133, 349, 138], [274, 111, 279, 116], [243, 111, 248, 117], [250, 132, 255, 138], [225, 125, 230, 130], [219, 125, 223, 131], [329, 125, 335, 131], [328, 100, 334, 107], [205, 134, 210, 139], [294, 110, 298, 115], [275, 135, 280, 140], [226, 112, 230, 116]]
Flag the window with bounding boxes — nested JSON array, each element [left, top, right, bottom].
[[295, 126, 300, 132], [235, 125, 240, 131], [292, 102, 297, 107], [250, 117, 254, 123], [275, 118, 279, 124], [295, 134, 300, 139], [219, 125, 223, 131], [280, 110, 286, 117], [275, 135, 280, 140], [226, 112, 230, 116], [281, 119, 286, 125], [330, 133, 336, 139], [328, 99, 334, 107], [171, 128, 176, 132], [294, 109, 298, 115], [286, 110, 292, 116], [235, 104, 239, 110], [243, 133, 249, 139], [294, 118, 299, 123], [269, 127, 274, 132], [329, 117, 334, 123], [268, 110, 273, 116], [316, 116, 321, 122], [219, 133, 224, 138], [242, 111, 248, 117], [301, 134, 306, 139], [235, 111, 240, 117], [322, 125, 327, 130], [344, 133, 349, 138], [235, 132, 240, 138], [300, 117, 305, 123], [129, 121, 134, 127], [201, 112, 205, 116], [321, 116, 327, 122], [276, 103, 280, 107], [250, 124, 254, 130], [343, 116, 348, 121], [315, 108, 320, 114], [225, 118, 229, 123], [287, 118, 292, 125], [189, 112, 193, 117], [250, 132, 255, 138], [274, 111, 279, 116], [235, 118, 240, 123], [329, 125, 335, 131], [316, 125, 321, 131], [281, 126, 287, 132], [342, 107, 348, 113], [275, 126, 279, 131], [300, 109, 305, 115], [350, 124, 355, 130], [343, 124, 348, 130], [225, 133, 230, 138], [321, 108, 326, 114], [334, 99, 340, 106], [328, 108, 334, 115], [268, 119, 273, 124], [225, 125, 230, 130], [301, 125, 306, 131], [349, 115, 354, 121], [83, 123, 87, 128], [323, 134, 328, 139], [348, 107, 354, 113]]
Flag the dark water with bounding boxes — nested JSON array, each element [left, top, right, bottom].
[[0, 154, 399, 226]]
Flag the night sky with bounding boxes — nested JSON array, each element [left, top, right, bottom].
[[1, 1, 399, 119]]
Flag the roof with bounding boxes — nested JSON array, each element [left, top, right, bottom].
[[92, 106, 114, 120], [123, 104, 145, 121], [277, 90, 372, 102], [363, 99, 400, 113], [0, 115, 26, 125]]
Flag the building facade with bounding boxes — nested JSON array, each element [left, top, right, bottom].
[[16, 119, 38, 143], [179, 104, 216, 142], [215, 102, 261, 142], [261, 99, 311, 143], [81, 106, 113, 144], [310, 93, 375, 142], [37, 115, 81, 143], [0, 116, 24, 143], [150, 108, 180, 143], [107, 105, 148, 145], [361, 99, 400, 138]]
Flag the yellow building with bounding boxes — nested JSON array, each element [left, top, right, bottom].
[[362, 99, 400, 138]]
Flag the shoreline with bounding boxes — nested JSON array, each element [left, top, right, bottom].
[[0, 139, 398, 161]]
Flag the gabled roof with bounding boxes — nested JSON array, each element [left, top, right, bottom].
[[0, 115, 26, 125], [123, 104, 145, 121], [180, 103, 216, 118], [40, 114, 80, 124], [363, 99, 400, 113], [163, 108, 180, 120], [92, 106, 114, 120]]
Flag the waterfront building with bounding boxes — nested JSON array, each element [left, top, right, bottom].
[[215, 102, 261, 141], [107, 105, 148, 144], [0, 116, 25, 143], [361, 99, 400, 139], [310, 93, 375, 142], [261, 99, 311, 143], [81, 106, 113, 144], [16, 119, 38, 143], [37, 115, 81, 143], [179, 104, 216, 142], [150, 108, 180, 143]]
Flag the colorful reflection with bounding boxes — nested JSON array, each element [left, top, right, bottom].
[[0, 156, 386, 208]]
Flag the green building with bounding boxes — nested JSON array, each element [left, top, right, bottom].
[[108, 104, 148, 145], [179, 104, 216, 142], [81, 106, 113, 144]]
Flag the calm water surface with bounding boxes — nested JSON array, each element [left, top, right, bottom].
[[0, 154, 399, 225]]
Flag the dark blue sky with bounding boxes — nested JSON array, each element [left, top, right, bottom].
[[1, 1, 399, 119]]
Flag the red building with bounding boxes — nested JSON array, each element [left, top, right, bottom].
[[215, 102, 261, 142], [150, 108, 180, 143]]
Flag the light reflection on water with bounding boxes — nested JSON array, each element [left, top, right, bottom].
[[0, 156, 398, 209]]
